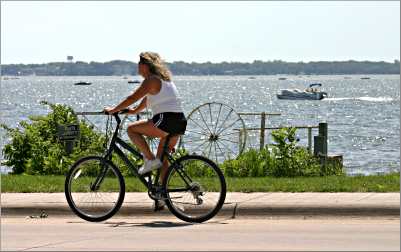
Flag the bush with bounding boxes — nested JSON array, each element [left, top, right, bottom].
[[221, 127, 344, 177], [1, 101, 189, 176], [1, 101, 107, 175]]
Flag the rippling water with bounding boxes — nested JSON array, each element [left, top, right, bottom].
[[1, 75, 399, 175]]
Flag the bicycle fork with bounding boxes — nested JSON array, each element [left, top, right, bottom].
[[90, 161, 109, 191]]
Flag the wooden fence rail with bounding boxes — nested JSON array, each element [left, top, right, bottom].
[[239, 125, 319, 154], [238, 112, 281, 150]]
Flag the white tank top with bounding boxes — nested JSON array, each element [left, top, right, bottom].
[[146, 80, 183, 115]]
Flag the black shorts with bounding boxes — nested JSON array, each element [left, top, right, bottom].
[[152, 112, 187, 135]]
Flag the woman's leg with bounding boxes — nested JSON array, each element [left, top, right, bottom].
[[157, 135, 179, 183], [127, 120, 168, 160]]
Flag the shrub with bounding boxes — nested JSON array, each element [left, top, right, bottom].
[[1, 101, 106, 175], [221, 127, 344, 177]]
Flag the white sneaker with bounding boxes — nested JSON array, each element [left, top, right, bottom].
[[138, 158, 162, 175]]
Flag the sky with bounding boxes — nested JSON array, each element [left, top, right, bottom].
[[1, 1, 400, 64]]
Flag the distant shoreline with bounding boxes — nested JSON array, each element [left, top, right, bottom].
[[1, 60, 399, 76]]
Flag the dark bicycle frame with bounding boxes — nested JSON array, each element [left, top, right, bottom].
[[91, 111, 193, 195]]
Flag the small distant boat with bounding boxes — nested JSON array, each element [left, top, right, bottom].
[[278, 77, 287, 80], [248, 76, 256, 79], [344, 76, 352, 79], [360, 77, 371, 80], [277, 83, 327, 100], [3, 77, 19, 80], [128, 80, 141, 84], [122, 76, 129, 79], [74, 81, 92, 85]]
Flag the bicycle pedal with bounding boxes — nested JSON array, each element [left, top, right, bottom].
[[153, 200, 166, 212]]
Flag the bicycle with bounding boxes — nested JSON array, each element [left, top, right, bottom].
[[65, 109, 226, 223]]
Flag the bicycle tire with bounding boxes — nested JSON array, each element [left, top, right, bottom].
[[162, 155, 226, 223], [65, 156, 125, 222]]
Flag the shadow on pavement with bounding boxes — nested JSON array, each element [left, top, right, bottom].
[[104, 218, 232, 228], [104, 221, 194, 228]]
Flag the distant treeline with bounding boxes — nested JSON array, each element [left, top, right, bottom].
[[1, 59, 400, 76]]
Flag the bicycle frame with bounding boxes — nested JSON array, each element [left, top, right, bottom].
[[92, 112, 192, 193]]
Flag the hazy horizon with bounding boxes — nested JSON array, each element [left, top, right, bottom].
[[2, 58, 400, 65]]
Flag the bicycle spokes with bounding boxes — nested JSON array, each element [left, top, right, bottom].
[[165, 156, 225, 220], [67, 157, 124, 219]]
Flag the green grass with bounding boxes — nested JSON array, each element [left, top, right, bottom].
[[225, 173, 400, 192], [1, 172, 399, 193]]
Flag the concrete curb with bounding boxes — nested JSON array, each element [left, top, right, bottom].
[[2, 203, 400, 218], [2, 193, 400, 218]]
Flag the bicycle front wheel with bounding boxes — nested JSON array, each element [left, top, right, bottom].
[[65, 156, 125, 222], [163, 155, 226, 223]]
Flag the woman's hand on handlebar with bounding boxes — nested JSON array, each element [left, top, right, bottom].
[[124, 108, 137, 114], [103, 106, 118, 115], [103, 107, 135, 115]]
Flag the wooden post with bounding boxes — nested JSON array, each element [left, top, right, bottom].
[[260, 112, 266, 150], [307, 127, 312, 154], [265, 121, 268, 146], [314, 122, 328, 156], [65, 140, 75, 155], [320, 122, 328, 158], [239, 129, 243, 151], [314, 122, 328, 174]]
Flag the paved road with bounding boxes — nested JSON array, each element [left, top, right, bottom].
[[2, 216, 399, 251]]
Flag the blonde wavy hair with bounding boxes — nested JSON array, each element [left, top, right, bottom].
[[139, 52, 172, 81]]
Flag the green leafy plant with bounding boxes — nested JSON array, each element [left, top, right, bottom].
[[221, 127, 344, 177], [1, 101, 105, 175]]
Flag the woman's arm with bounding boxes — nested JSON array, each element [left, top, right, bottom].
[[104, 79, 157, 114], [127, 97, 147, 114]]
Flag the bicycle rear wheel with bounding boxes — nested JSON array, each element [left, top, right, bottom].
[[163, 155, 226, 223], [65, 156, 125, 222]]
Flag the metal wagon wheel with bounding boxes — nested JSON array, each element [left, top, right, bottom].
[[179, 102, 246, 163]]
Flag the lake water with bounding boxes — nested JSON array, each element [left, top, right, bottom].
[[1, 75, 399, 175]]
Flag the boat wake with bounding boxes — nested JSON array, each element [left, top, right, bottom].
[[324, 97, 395, 102]]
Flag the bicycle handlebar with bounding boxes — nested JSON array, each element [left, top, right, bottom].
[[76, 110, 149, 116], [109, 109, 129, 125], [75, 111, 129, 116], [76, 109, 147, 126]]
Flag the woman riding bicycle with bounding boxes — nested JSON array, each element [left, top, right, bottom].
[[67, 54, 225, 220], [104, 51, 187, 183]]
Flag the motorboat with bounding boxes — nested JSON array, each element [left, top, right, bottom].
[[74, 81, 92, 85], [128, 80, 141, 84], [3, 76, 19, 80], [277, 83, 327, 100]]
